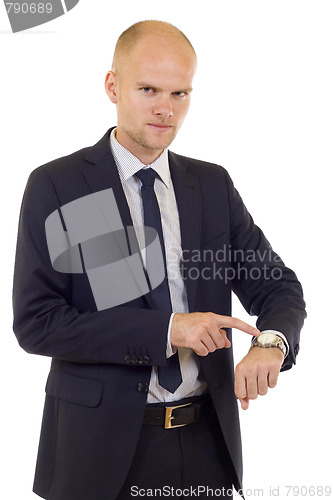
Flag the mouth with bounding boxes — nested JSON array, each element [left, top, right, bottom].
[[147, 123, 173, 132]]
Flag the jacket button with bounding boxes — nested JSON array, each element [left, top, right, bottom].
[[124, 355, 132, 364], [137, 356, 144, 365], [137, 382, 149, 393], [131, 356, 138, 364], [143, 356, 151, 365]]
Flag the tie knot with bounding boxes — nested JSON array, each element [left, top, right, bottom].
[[136, 168, 158, 187]]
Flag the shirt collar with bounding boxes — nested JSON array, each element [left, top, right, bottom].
[[110, 128, 171, 188]]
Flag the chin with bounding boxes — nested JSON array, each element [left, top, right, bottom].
[[149, 135, 176, 151]]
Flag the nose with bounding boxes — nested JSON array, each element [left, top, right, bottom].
[[154, 94, 173, 118]]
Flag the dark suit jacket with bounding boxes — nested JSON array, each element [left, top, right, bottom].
[[13, 128, 306, 500]]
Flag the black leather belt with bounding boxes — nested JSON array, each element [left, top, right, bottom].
[[143, 396, 212, 429]]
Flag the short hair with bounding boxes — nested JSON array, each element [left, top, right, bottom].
[[112, 20, 196, 72]]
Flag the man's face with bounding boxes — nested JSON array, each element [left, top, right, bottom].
[[105, 35, 197, 164]]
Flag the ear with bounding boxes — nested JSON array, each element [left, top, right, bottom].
[[105, 71, 118, 103]]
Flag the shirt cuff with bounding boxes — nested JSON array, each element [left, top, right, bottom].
[[260, 329, 290, 358], [166, 312, 178, 358]]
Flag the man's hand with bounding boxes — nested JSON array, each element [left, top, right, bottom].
[[235, 346, 284, 410], [170, 312, 259, 357]]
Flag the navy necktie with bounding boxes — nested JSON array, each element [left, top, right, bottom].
[[136, 168, 182, 394]]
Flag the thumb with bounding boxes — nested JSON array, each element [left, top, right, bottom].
[[239, 397, 250, 411]]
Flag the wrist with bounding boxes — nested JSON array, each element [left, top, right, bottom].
[[250, 345, 284, 358], [251, 332, 287, 358], [259, 329, 289, 357]]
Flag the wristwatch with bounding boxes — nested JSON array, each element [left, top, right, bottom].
[[251, 332, 287, 358]]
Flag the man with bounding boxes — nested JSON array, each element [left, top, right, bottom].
[[13, 20, 306, 499]]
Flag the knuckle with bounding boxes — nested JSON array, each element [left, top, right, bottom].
[[195, 322, 206, 336], [235, 390, 244, 400], [194, 341, 207, 357], [193, 329, 204, 342], [247, 365, 258, 377], [234, 383, 244, 399], [248, 391, 258, 400], [216, 339, 226, 349], [235, 363, 243, 376]]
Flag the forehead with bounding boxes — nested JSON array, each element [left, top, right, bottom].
[[119, 35, 197, 87]]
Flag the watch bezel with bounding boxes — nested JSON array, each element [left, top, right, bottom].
[[251, 333, 287, 357]]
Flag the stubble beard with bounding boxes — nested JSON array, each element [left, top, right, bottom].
[[130, 127, 178, 157]]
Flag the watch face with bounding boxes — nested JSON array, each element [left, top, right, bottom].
[[258, 333, 278, 345]]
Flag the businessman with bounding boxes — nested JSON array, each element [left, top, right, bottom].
[[13, 20, 306, 499]]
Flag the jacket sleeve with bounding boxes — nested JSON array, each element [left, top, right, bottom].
[[224, 170, 306, 371], [12, 166, 171, 366]]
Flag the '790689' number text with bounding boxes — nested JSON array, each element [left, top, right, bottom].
[[5, 3, 53, 14]]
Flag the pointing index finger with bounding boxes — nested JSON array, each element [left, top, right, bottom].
[[219, 316, 260, 336]]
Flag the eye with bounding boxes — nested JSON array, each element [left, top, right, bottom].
[[173, 91, 187, 98], [141, 87, 155, 94]]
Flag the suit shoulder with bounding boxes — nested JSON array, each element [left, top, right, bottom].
[[27, 129, 112, 188], [20, 145, 91, 214], [169, 151, 231, 181], [22, 145, 95, 213], [28, 145, 91, 184]]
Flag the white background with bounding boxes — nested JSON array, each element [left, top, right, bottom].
[[1, 1, 332, 498]]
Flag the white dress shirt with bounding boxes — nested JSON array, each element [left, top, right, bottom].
[[109, 129, 289, 403], [110, 129, 207, 403]]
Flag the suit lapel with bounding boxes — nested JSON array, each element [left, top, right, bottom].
[[169, 152, 202, 312], [81, 131, 202, 311], [82, 129, 155, 309], [82, 128, 133, 230]]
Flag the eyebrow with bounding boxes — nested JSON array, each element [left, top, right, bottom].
[[136, 82, 193, 93]]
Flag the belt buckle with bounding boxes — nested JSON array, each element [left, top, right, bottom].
[[164, 402, 192, 429]]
